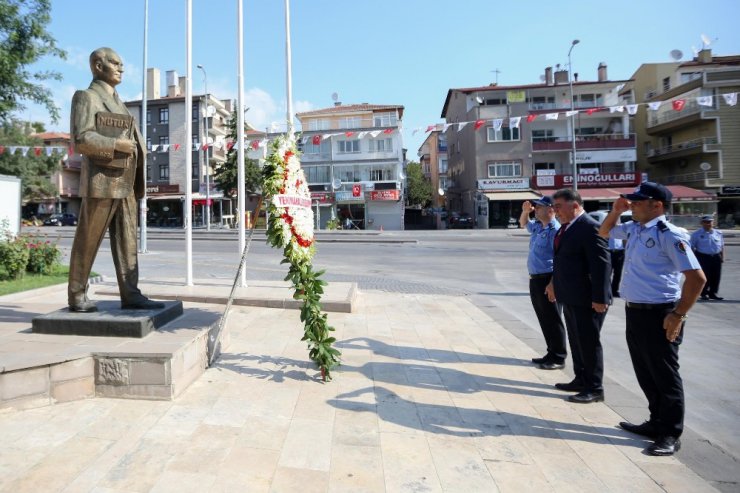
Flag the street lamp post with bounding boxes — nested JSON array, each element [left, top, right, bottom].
[[196, 64, 210, 231], [568, 39, 580, 191]]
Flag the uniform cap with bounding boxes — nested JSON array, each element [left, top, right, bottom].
[[532, 196, 553, 207], [701, 215, 714, 222], [621, 181, 672, 202]]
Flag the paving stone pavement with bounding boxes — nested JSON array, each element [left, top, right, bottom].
[[0, 291, 718, 492]]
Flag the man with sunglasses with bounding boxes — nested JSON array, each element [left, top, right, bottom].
[[599, 182, 705, 456]]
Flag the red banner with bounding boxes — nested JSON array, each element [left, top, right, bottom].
[[370, 189, 400, 201], [352, 184, 362, 197]]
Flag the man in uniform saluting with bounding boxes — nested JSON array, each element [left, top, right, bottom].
[[600, 182, 705, 456]]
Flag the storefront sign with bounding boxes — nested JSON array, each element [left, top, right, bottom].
[[193, 199, 213, 206], [335, 191, 364, 202], [146, 184, 180, 194], [370, 190, 400, 201], [536, 173, 640, 189], [310, 192, 334, 203], [719, 186, 740, 196], [575, 149, 637, 164], [507, 90, 526, 103], [477, 178, 530, 190]]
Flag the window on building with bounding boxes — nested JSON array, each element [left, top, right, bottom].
[[369, 138, 393, 152], [146, 137, 152, 150], [307, 119, 330, 131], [662, 77, 671, 92], [369, 164, 395, 181], [192, 134, 199, 147], [158, 136, 169, 150], [680, 72, 702, 84], [531, 130, 555, 142], [159, 107, 169, 124], [534, 162, 556, 172], [192, 103, 199, 121], [487, 161, 522, 177], [146, 165, 151, 182], [339, 116, 362, 129], [304, 139, 331, 155], [303, 165, 330, 183], [192, 164, 198, 178], [439, 176, 449, 190], [484, 98, 507, 105], [439, 158, 448, 173], [334, 165, 361, 182], [373, 112, 398, 127], [487, 126, 520, 142], [159, 164, 169, 180], [146, 110, 151, 124], [337, 140, 360, 153], [575, 127, 603, 136]]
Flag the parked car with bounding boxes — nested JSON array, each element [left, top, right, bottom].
[[587, 210, 632, 224], [448, 211, 474, 229], [43, 213, 78, 226]]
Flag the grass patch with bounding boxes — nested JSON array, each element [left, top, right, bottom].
[[0, 265, 97, 296]]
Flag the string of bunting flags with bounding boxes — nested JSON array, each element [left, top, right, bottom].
[[3, 92, 735, 156]]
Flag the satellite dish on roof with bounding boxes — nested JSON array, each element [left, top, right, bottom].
[[700, 162, 711, 171], [475, 96, 484, 104], [398, 170, 406, 180], [331, 92, 339, 102], [669, 49, 683, 61], [438, 188, 445, 196], [331, 178, 342, 190], [701, 34, 712, 47]]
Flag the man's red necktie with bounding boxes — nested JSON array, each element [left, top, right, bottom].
[[554, 223, 569, 250]]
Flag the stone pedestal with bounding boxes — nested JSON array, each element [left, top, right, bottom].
[[31, 301, 183, 338]]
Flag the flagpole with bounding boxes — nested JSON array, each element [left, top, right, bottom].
[[184, 0, 193, 285], [284, 0, 293, 135], [139, 0, 148, 254], [237, 0, 246, 287]]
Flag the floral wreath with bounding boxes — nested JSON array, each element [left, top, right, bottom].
[[262, 134, 341, 380]]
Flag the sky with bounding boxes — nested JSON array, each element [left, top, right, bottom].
[[22, 0, 740, 155]]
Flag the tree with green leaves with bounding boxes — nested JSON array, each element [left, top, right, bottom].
[[0, 120, 59, 201], [212, 110, 261, 197], [404, 161, 432, 207], [0, 0, 67, 124]]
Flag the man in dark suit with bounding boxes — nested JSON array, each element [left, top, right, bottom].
[[67, 47, 164, 312], [546, 188, 611, 403]]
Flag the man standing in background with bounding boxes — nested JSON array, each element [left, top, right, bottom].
[[519, 197, 567, 370], [691, 215, 724, 301]]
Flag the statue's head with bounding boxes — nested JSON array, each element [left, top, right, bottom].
[[90, 47, 124, 87]]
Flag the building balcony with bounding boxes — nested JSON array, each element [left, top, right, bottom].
[[662, 170, 720, 185], [646, 99, 716, 133], [532, 134, 635, 152], [528, 100, 604, 111], [646, 137, 720, 163]]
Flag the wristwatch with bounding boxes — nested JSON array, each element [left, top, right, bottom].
[[671, 311, 688, 321]]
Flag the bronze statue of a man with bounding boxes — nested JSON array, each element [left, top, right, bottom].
[[67, 47, 163, 312]]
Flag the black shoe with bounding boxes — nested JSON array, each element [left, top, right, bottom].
[[647, 436, 681, 456], [700, 295, 709, 301], [69, 300, 97, 313], [619, 421, 658, 439], [708, 294, 724, 300], [568, 390, 604, 404], [121, 299, 166, 310], [531, 355, 548, 364], [538, 361, 565, 370], [555, 379, 584, 392]]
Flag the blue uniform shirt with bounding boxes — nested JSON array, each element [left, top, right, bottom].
[[610, 215, 701, 303], [608, 237, 624, 251], [690, 228, 723, 255], [526, 218, 560, 275]]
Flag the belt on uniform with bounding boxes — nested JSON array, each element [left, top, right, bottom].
[[625, 301, 676, 310], [529, 273, 552, 280], [696, 251, 721, 257]]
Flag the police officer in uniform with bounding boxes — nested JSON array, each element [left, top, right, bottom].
[[690, 215, 724, 300], [599, 182, 706, 456], [519, 197, 567, 370]]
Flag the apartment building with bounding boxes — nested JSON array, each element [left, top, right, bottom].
[[125, 68, 231, 227], [624, 49, 740, 227], [295, 102, 405, 230], [442, 64, 639, 228], [417, 130, 448, 208], [30, 132, 79, 217]]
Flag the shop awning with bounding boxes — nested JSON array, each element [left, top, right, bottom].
[[483, 191, 541, 201], [148, 194, 183, 201], [546, 185, 717, 202]]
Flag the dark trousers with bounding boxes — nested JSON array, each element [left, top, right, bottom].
[[610, 250, 624, 296], [696, 252, 722, 296], [626, 304, 685, 438], [68, 195, 143, 306], [562, 304, 605, 392], [529, 275, 567, 362]]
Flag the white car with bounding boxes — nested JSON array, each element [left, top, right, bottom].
[[588, 210, 633, 224]]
